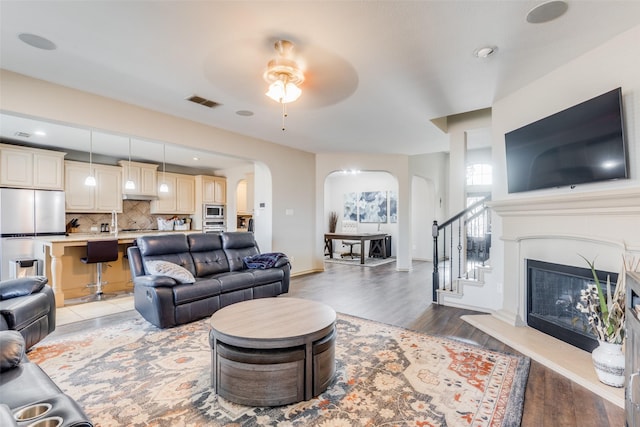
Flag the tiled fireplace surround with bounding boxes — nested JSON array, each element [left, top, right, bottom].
[[465, 187, 640, 407]]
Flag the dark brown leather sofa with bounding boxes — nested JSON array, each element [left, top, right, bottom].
[[127, 232, 290, 328]]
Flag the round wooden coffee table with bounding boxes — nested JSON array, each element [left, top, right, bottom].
[[209, 297, 336, 406]]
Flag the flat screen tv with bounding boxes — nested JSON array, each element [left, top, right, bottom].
[[505, 87, 628, 193]]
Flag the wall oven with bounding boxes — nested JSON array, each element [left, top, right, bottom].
[[203, 219, 226, 233], [204, 204, 225, 219]]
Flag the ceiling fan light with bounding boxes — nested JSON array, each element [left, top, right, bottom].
[[265, 79, 301, 104]]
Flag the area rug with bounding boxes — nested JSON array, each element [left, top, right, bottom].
[[29, 313, 530, 426], [324, 256, 396, 267]]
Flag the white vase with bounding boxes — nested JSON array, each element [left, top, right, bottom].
[[591, 340, 625, 388]]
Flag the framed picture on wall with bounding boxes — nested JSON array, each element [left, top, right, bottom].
[[359, 191, 387, 223], [343, 192, 358, 221], [389, 191, 398, 223]]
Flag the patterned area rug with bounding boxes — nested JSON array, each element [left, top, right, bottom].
[[29, 313, 529, 426]]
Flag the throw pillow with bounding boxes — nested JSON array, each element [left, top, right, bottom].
[[144, 260, 195, 284]]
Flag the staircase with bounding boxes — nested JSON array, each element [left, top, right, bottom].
[[432, 196, 492, 306]]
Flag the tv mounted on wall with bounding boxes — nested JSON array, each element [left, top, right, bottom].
[[505, 87, 628, 193]]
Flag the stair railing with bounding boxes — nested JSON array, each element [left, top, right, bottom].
[[432, 196, 492, 302]]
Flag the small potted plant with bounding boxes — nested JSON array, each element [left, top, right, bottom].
[[575, 255, 625, 387]]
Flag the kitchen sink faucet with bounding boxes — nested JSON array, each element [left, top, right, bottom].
[[111, 210, 118, 237]]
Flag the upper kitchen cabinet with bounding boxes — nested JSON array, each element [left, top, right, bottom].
[[195, 175, 226, 205], [117, 160, 158, 197], [151, 172, 195, 214], [65, 160, 123, 213], [0, 143, 66, 190]]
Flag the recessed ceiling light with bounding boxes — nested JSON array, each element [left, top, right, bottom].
[[473, 46, 497, 58], [193, 157, 199, 161], [18, 33, 56, 50], [34, 131, 47, 137], [236, 110, 254, 117], [526, 1, 568, 24]]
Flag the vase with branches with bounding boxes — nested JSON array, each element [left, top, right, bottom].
[[329, 211, 338, 233], [575, 254, 630, 387], [575, 255, 625, 344]]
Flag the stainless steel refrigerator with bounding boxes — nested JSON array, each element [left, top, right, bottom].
[[0, 188, 66, 281]]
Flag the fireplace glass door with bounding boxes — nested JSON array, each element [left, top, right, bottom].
[[527, 259, 618, 352]]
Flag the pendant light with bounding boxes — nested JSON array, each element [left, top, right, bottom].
[[84, 131, 96, 186], [159, 144, 169, 193], [124, 138, 136, 190]]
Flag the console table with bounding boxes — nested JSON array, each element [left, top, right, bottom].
[[324, 232, 388, 265]]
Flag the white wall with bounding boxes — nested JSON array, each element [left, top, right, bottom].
[[409, 152, 449, 261], [411, 176, 433, 261]]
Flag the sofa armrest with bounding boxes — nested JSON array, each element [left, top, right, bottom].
[[0, 330, 25, 373], [133, 275, 179, 288], [274, 256, 291, 268], [0, 277, 48, 300]]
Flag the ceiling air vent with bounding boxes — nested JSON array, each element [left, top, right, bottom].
[[186, 95, 221, 109], [14, 131, 31, 138]]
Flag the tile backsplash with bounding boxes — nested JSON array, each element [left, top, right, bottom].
[[65, 200, 186, 233]]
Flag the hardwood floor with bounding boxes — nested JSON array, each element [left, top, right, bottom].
[[51, 260, 625, 426]]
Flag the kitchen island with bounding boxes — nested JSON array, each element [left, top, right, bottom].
[[35, 230, 201, 306]]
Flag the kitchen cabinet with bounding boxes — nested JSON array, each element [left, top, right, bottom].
[[64, 160, 122, 213], [151, 172, 195, 214], [117, 160, 158, 196], [195, 175, 226, 204], [0, 143, 65, 190], [192, 175, 227, 229]]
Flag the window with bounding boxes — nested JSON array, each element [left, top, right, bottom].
[[466, 163, 492, 186]]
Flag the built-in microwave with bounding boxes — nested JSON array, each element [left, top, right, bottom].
[[204, 204, 225, 219]]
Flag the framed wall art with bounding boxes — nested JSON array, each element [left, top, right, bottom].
[[358, 191, 387, 223], [343, 192, 358, 221]]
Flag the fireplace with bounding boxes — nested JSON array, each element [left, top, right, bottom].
[[526, 259, 618, 353]]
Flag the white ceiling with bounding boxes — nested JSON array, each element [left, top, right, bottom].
[[1, 1, 639, 167]]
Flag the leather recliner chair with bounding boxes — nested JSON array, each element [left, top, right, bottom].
[[0, 330, 93, 426], [0, 276, 56, 349]]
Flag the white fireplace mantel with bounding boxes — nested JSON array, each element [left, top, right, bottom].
[[490, 186, 640, 327], [488, 187, 640, 217]]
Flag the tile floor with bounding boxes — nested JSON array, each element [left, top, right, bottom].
[[57, 295, 135, 326]]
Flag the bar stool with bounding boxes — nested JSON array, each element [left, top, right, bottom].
[[81, 239, 119, 300]]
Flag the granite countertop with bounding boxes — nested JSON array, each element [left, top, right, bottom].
[[36, 229, 202, 244]]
